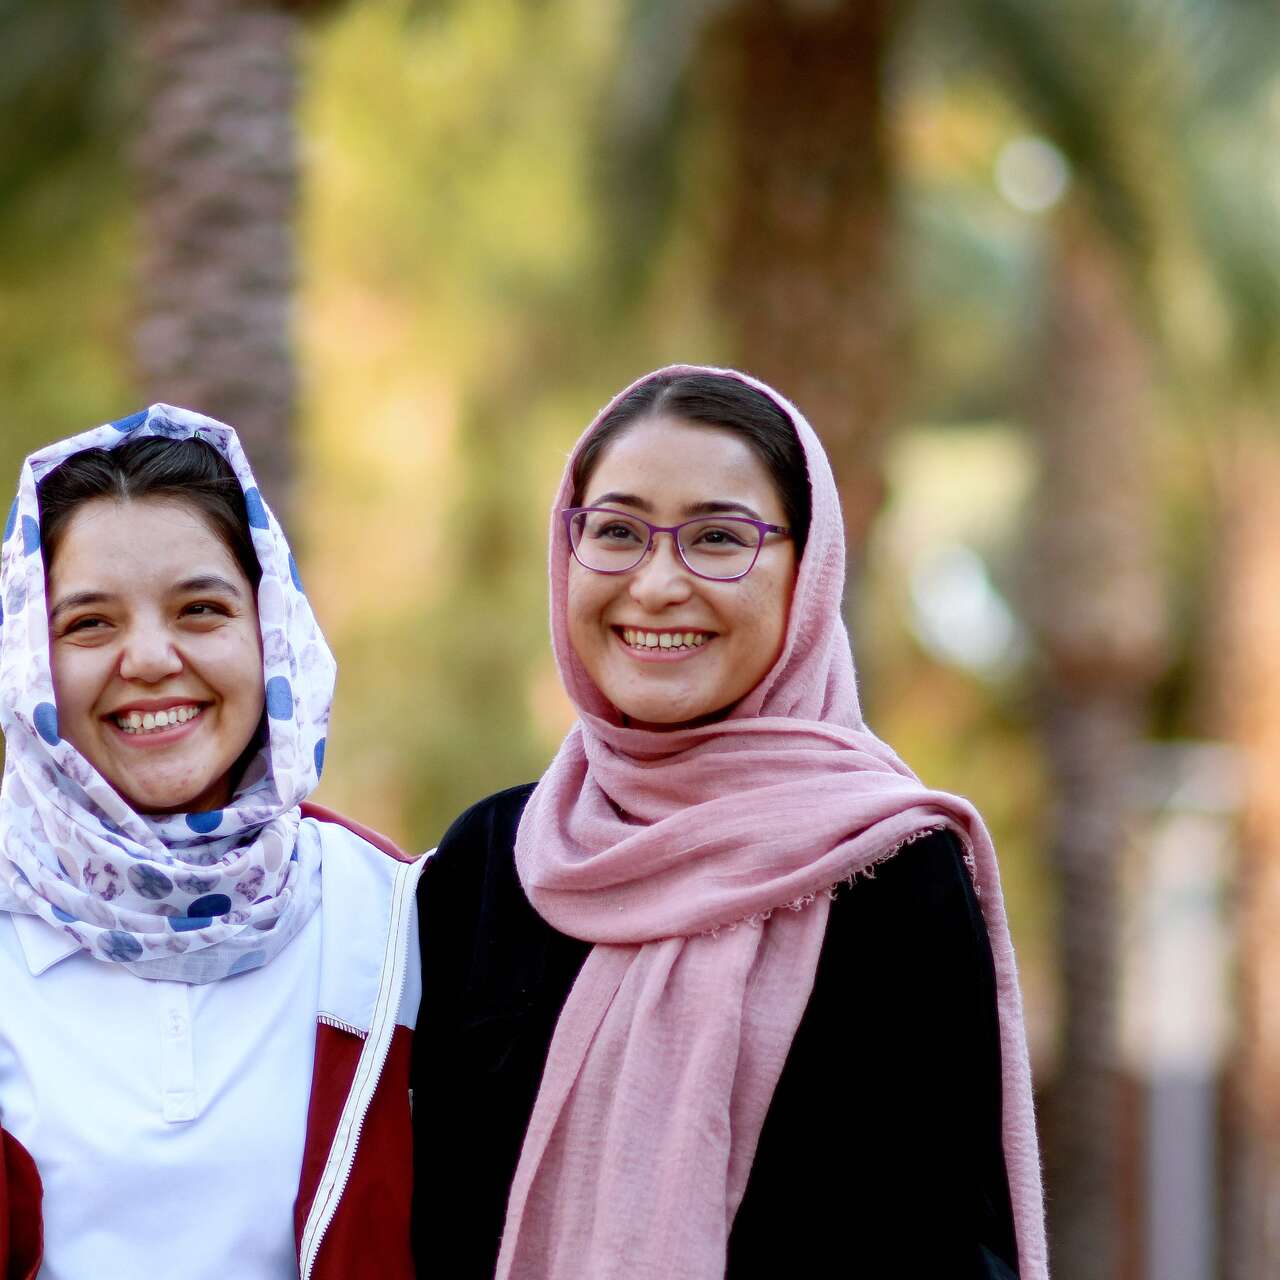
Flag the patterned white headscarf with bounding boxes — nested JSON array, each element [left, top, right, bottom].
[[0, 405, 334, 983]]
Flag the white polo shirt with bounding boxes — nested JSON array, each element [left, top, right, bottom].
[[0, 901, 322, 1279]]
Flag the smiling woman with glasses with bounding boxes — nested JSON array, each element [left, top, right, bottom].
[[562, 507, 789, 580], [413, 367, 1048, 1280]]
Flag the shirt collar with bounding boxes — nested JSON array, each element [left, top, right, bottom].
[[10, 910, 82, 976]]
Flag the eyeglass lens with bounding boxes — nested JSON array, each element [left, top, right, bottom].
[[568, 510, 763, 579]]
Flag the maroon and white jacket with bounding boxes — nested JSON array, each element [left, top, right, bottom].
[[1, 802, 423, 1280]]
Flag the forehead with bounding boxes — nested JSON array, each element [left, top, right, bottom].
[[584, 415, 783, 511], [47, 498, 245, 588]]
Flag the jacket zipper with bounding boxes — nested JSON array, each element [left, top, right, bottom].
[[298, 852, 427, 1278]]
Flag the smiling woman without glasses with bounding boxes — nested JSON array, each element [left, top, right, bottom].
[[414, 367, 1048, 1279], [0, 408, 421, 1280]]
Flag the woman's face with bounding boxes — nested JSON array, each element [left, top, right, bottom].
[[46, 497, 265, 814], [567, 414, 798, 729]]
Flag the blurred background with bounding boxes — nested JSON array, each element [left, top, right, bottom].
[[1, 1, 1277, 1276]]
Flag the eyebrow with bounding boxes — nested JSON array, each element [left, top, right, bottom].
[[588, 492, 765, 521], [49, 591, 115, 622], [176, 574, 246, 598], [48, 575, 246, 622]]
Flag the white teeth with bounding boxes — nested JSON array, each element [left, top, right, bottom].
[[115, 705, 201, 735], [621, 629, 709, 651]]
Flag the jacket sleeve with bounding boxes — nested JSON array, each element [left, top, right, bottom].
[[2, 1126, 43, 1280], [726, 829, 1021, 1279]]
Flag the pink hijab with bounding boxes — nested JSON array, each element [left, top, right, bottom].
[[500, 366, 1048, 1279]]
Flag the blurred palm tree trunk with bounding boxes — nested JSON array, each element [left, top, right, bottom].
[[1213, 426, 1280, 1280], [1024, 209, 1166, 1280], [129, 0, 301, 504], [709, 0, 905, 571]]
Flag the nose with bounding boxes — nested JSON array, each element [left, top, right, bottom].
[[627, 532, 694, 609], [117, 623, 184, 684]]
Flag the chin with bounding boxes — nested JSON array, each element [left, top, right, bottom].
[[615, 693, 731, 731], [116, 775, 225, 816]]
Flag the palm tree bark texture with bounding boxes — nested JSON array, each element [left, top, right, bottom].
[[127, 0, 303, 508], [1024, 209, 1166, 1280], [706, 0, 906, 575]]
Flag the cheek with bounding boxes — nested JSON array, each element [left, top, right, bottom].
[[566, 565, 607, 648], [199, 626, 266, 711], [769, 572, 796, 648], [235, 633, 267, 709], [48, 648, 98, 720], [731, 571, 794, 670]]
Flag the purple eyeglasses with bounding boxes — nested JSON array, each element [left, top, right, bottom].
[[562, 506, 790, 582]]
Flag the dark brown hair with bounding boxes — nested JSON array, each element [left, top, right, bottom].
[[37, 436, 261, 587], [571, 372, 812, 555]]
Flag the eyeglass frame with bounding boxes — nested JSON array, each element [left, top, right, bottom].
[[560, 505, 790, 582]]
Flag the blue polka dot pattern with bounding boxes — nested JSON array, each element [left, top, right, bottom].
[[127, 864, 174, 900], [169, 913, 210, 933], [244, 487, 270, 530], [3, 499, 16, 542], [52, 905, 79, 923], [188, 893, 232, 919], [33, 702, 59, 745], [101, 931, 144, 962], [110, 410, 148, 434], [289, 553, 304, 592], [185, 810, 224, 834], [314, 737, 326, 778], [21, 516, 40, 555], [265, 676, 293, 720]]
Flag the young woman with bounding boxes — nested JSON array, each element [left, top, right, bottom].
[[0, 407, 421, 1280], [414, 366, 1048, 1279]]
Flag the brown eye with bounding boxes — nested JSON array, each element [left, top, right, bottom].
[[64, 616, 107, 634]]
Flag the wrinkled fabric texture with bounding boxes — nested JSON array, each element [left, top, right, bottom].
[[0, 405, 332, 983], [500, 365, 1048, 1280]]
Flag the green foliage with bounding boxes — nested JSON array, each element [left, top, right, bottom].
[[0, 0, 129, 244], [298, 0, 629, 847], [0, 0, 1273, 1019]]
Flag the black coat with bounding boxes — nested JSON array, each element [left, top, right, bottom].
[[412, 783, 1020, 1278]]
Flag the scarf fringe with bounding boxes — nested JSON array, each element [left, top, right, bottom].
[[705, 824, 955, 938]]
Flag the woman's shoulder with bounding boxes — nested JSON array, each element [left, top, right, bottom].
[[300, 800, 408, 861], [851, 826, 978, 912], [822, 825, 991, 977], [419, 782, 539, 920], [818, 826, 990, 982], [418, 781, 584, 1003], [434, 782, 538, 863]]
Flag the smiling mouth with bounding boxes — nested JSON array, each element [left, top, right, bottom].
[[111, 704, 206, 736], [617, 628, 712, 652]]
